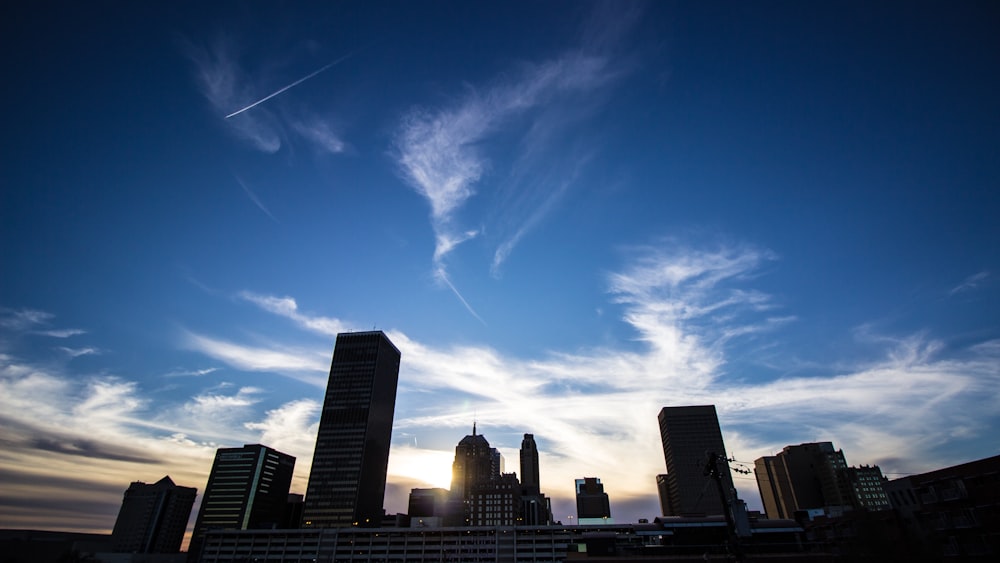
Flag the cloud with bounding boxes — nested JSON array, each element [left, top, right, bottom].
[[234, 175, 279, 222], [181, 330, 329, 386], [184, 36, 352, 157], [238, 291, 349, 336], [291, 117, 347, 154], [185, 36, 283, 153], [0, 308, 53, 330], [58, 346, 99, 358], [949, 270, 990, 295], [34, 328, 87, 338], [163, 367, 220, 378], [394, 48, 621, 314]]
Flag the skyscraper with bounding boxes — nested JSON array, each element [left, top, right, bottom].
[[575, 477, 612, 524], [449, 425, 523, 526], [754, 442, 887, 518], [519, 433, 552, 525], [520, 433, 540, 496], [302, 331, 401, 528], [189, 444, 295, 557], [110, 476, 196, 554], [657, 405, 734, 516]]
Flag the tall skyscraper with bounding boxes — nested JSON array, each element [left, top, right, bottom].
[[754, 442, 887, 518], [189, 444, 295, 557], [449, 425, 523, 526], [303, 331, 401, 528], [575, 477, 612, 524], [657, 405, 734, 516], [110, 476, 196, 554], [520, 433, 540, 495], [519, 433, 552, 525]]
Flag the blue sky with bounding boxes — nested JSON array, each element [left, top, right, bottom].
[[2, 1, 999, 534]]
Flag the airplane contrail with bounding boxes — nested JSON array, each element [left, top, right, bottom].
[[225, 53, 352, 119]]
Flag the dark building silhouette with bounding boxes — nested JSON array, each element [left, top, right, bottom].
[[303, 331, 401, 528], [655, 473, 670, 516], [449, 425, 522, 526], [657, 405, 733, 516], [520, 433, 540, 495], [885, 454, 1000, 558], [110, 475, 196, 553], [407, 487, 450, 525], [575, 477, 611, 523], [189, 444, 295, 558], [281, 493, 305, 529], [754, 442, 854, 519], [519, 433, 553, 525]]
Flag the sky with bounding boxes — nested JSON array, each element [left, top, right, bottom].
[[2, 0, 999, 538]]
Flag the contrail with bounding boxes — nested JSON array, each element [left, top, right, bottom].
[[225, 53, 352, 119], [436, 268, 487, 326]]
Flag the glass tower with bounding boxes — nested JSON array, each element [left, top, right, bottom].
[[302, 331, 401, 528]]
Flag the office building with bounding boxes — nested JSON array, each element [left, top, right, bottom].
[[449, 425, 522, 526], [189, 444, 295, 557], [520, 434, 540, 495], [842, 464, 891, 511], [655, 474, 670, 516], [657, 405, 734, 516], [109, 475, 196, 553], [575, 477, 612, 524], [302, 331, 401, 528], [754, 442, 853, 519]]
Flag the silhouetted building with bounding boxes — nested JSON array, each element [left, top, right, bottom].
[[408, 487, 449, 526], [281, 493, 304, 529], [886, 454, 1000, 559], [842, 464, 890, 511], [576, 477, 612, 524], [449, 425, 522, 526], [189, 444, 295, 558], [303, 331, 401, 528], [657, 405, 734, 516], [110, 475, 196, 553], [520, 433, 540, 495], [655, 474, 670, 516], [518, 433, 553, 525], [754, 442, 853, 519]]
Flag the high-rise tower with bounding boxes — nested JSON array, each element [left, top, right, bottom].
[[110, 476, 196, 554], [189, 444, 295, 558], [657, 405, 734, 516], [302, 331, 401, 528], [575, 477, 612, 523], [520, 433, 540, 496]]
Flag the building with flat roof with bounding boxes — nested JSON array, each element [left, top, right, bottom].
[[110, 476, 196, 554], [575, 477, 612, 524], [657, 405, 734, 516], [189, 444, 295, 559], [302, 331, 401, 528]]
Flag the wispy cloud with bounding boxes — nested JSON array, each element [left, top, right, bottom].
[[949, 270, 990, 295], [238, 291, 349, 336], [57, 346, 99, 358], [394, 47, 621, 316], [234, 175, 279, 222], [291, 116, 347, 154], [181, 330, 329, 386], [34, 328, 87, 338], [163, 367, 220, 378], [184, 36, 350, 156]]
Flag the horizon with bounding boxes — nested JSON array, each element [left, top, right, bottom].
[[2, 0, 999, 542]]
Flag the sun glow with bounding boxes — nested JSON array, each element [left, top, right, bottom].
[[388, 446, 454, 490]]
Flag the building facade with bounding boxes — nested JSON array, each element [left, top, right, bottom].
[[449, 426, 523, 526], [575, 477, 611, 524], [754, 442, 858, 519], [110, 476, 196, 553], [302, 331, 401, 528], [657, 405, 734, 516], [189, 444, 295, 558]]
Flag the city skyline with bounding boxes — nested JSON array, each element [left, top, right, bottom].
[[2, 0, 1000, 538]]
